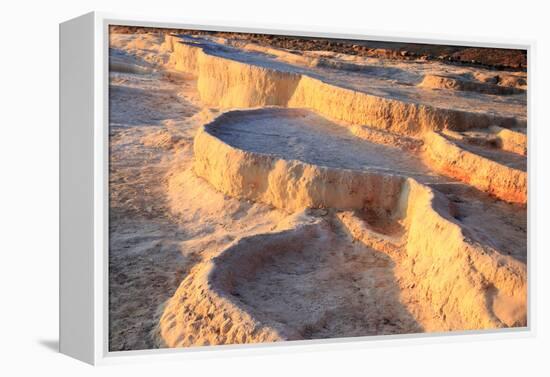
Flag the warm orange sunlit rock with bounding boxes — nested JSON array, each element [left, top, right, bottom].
[[108, 29, 527, 351]]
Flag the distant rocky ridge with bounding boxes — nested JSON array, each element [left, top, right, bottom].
[[110, 25, 527, 71]]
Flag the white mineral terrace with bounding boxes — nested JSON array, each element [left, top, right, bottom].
[[205, 108, 443, 182], [108, 32, 528, 351], [169, 34, 526, 127]]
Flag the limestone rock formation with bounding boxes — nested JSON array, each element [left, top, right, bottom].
[[108, 31, 528, 350]]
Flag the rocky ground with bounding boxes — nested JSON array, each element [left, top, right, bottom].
[[111, 25, 527, 70], [108, 29, 527, 351]]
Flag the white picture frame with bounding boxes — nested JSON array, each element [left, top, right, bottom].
[[59, 11, 535, 365]]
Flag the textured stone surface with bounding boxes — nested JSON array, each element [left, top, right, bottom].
[[109, 32, 528, 350]]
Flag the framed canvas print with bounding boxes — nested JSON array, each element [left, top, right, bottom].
[[59, 11, 532, 365]]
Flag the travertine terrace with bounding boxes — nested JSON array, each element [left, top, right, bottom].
[[108, 29, 527, 351]]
